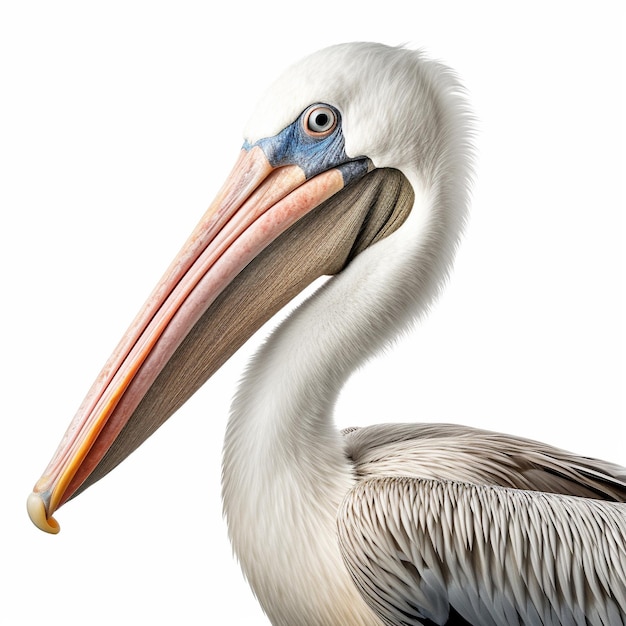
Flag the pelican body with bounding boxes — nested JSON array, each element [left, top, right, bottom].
[[28, 43, 626, 625]]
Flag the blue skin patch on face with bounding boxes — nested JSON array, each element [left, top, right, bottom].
[[243, 104, 370, 186]]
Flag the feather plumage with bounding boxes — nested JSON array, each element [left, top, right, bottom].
[[339, 474, 626, 625]]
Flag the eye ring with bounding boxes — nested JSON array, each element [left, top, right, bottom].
[[303, 105, 337, 137]]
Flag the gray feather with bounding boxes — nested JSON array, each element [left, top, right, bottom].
[[338, 424, 626, 625]]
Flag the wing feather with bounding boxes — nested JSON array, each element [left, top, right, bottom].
[[338, 477, 626, 626], [342, 423, 626, 501], [339, 424, 626, 626]]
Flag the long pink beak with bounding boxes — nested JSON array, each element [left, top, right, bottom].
[[27, 146, 349, 533]]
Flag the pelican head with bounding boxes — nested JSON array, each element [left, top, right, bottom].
[[28, 42, 471, 538]]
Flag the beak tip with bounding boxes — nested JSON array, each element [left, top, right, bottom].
[[27, 492, 60, 534]]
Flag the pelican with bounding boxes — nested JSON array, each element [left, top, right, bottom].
[[28, 42, 626, 625]]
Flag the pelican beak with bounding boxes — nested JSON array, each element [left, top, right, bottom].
[[28, 145, 413, 534]]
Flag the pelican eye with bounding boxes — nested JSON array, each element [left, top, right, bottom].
[[303, 105, 337, 137]]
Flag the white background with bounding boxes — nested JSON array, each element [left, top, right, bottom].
[[1, 2, 624, 624]]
